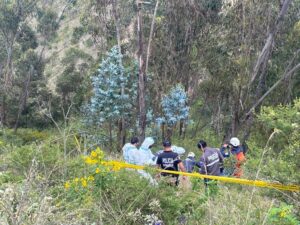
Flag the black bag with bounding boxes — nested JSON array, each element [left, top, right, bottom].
[[242, 142, 248, 155]]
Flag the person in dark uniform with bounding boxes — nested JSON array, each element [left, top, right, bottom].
[[156, 140, 186, 186]]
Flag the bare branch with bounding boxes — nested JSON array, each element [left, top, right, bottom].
[[249, 0, 292, 86], [246, 62, 300, 116]]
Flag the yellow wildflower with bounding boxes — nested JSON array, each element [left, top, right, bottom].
[[81, 178, 87, 187], [90, 150, 98, 159], [64, 181, 70, 189], [84, 156, 97, 165], [74, 178, 79, 183], [87, 176, 95, 181], [280, 210, 287, 218], [95, 168, 101, 174]]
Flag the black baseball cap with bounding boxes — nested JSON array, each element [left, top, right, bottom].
[[163, 140, 172, 147], [197, 140, 207, 149], [131, 137, 139, 144]]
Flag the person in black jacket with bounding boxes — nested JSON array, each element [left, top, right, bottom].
[[156, 140, 186, 186]]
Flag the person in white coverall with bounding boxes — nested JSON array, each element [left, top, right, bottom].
[[139, 137, 156, 165], [122, 137, 140, 164], [122, 136, 157, 185]]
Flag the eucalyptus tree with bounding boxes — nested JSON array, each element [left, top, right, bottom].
[[0, 0, 62, 129], [85, 46, 137, 150], [198, 0, 300, 141], [156, 84, 189, 139]]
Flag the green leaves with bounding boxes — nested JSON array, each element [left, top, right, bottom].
[[258, 99, 300, 140], [268, 204, 300, 225], [37, 9, 59, 42]]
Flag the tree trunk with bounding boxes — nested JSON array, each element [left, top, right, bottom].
[[4, 43, 13, 87], [109, 121, 113, 152], [117, 119, 123, 152], [137, 0, 146, 142], [161, 123, 165, 141], [112, 0, 126, 149], [0, 94, 6, 126], [145, 0, 160, 74], [179, 120, 183, 137], [166, 126, 173, 140], [14, 65, 33, 132]]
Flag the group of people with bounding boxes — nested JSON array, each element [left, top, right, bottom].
[[122, 136, 246, 186]]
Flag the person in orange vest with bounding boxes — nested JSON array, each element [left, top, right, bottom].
[[221, 137, 246, 178]]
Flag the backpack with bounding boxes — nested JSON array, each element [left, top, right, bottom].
[[242, 142, 248, 155]]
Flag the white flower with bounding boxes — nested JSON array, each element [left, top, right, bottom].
[[149, 199, 161, 211], [144, 213, 162, 225]]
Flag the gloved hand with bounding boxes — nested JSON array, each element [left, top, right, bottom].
[[223, 143, 228, 148]]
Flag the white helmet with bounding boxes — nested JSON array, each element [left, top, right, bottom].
[[230, 137, 240, 147], [188, 152, 195, 157], [171, 146, 186, 155]]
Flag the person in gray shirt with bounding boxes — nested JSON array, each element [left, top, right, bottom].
[[197, 140, 224, 187]]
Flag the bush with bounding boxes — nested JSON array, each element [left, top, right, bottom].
[[0, 129, 48, 145], [248, 100, 300, 184], [268, 204, 300, 225]]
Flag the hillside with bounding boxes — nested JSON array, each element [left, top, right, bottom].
[[0, 0, 299, 224]]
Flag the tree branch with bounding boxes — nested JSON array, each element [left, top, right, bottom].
[[246, 62, 300, 116], [249, 0, 292, 86]]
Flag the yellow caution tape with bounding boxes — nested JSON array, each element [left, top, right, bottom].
[[101, 161, 300, 192]]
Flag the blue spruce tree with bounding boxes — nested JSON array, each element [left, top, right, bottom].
[[85, 46, 137, 149], [156, 84, 189, 138]]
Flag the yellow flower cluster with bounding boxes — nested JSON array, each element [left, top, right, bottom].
[[63, 148, 107, 190], [84, 147, 105, 165], [279, 209, 287, 218], [64, 148, 138, 190], [84, 157, 97, 165], [81, 178, 87, 187], [64, 181, 70, 189], [64, 176, 95, 189]]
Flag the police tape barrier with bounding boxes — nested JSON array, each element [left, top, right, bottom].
[[101, 161, 300, 192]]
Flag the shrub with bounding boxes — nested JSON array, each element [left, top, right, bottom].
[[268, 204, 300, 225]]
